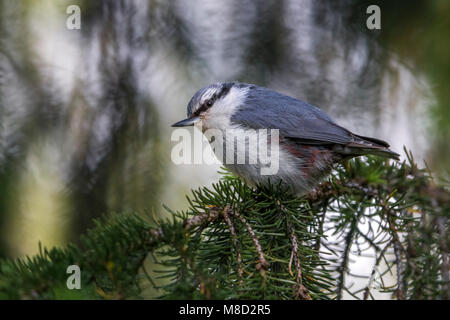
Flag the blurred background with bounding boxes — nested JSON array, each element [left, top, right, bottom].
[[0, 0, 449, 298]]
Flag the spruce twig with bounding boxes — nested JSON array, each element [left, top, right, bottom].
[[232, 210, 269, 277], [0, 154, 448, 300], [289, 227, 311, 300], [223, 206, 244, 285]]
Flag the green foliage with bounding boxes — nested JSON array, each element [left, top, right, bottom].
[[0, 214, 155, 299], [157, 178, 332, 300], [0, 152, 448, 300]]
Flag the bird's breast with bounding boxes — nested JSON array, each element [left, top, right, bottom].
[[207, 132, 336, 194]]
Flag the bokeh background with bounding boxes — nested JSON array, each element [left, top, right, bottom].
[[0, 0, 449, 298]]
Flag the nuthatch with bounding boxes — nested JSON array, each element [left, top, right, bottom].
[[172, 82, 399, 194]]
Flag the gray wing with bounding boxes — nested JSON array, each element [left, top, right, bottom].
[[231, 85, 353, 145]]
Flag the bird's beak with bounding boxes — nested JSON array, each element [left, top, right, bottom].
[[171, 116, 201, 127]]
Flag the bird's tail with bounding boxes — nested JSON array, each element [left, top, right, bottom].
[[334, 134, 400, 160]]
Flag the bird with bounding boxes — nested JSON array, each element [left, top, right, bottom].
[[172, 82, 400, 195]]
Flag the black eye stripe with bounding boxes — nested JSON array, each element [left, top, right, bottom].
[[192, 96, 215, 116], [217, 83, 233, 99], [192, 83, 234, 117], [193, 102, 211, 116]]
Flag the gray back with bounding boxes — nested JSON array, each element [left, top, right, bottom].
[[231, 84, 353, 145]]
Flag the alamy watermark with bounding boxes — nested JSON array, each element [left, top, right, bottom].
[[171, 126, 280, 175], [66, 265, 81, 289], [66, 5, 81, 30], [65, 4, 380, 31], [366, 5, 381, 30]]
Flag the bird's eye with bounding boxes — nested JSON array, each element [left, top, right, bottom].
[[193, 99, 214, 117]]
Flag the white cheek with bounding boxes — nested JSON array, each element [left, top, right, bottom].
[[203, 87, 249, 130]]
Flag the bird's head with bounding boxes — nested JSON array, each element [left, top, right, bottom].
[[172, 82, 250, 130]]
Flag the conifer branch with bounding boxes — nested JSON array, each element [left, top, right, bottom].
[[232, 210, 269, 277], [223, 207, 244, 284], [363, 240, 392, 300], [0, 153, 448, 300], [289, 227, 311, 300]]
